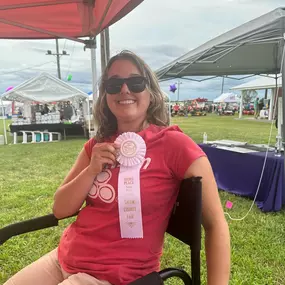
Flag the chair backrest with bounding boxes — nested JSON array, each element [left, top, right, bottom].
[[166, 176, 202, 249], [166, 176, 202, 285]]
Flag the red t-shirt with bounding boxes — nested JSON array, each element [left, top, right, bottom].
[[58, 124, 205, 285]]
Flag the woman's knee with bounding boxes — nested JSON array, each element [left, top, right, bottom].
[[3, 248, 63, 285]]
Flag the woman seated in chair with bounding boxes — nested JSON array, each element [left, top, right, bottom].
[[4, 51, 230, 285]]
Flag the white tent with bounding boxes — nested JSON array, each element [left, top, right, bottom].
[[231, 75, 282, 91], [213, 93, 239, 103], [1, 72, 88, 103], [0, 72, 90, 144], [231, 74, 282, 120]]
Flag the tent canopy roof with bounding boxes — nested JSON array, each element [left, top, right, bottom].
[[213, 93, 239, 103], [0, 0, 143, 42], [231, 74, 282, 91], [0, 72, 88, 103], [156, 7, 285, 80]]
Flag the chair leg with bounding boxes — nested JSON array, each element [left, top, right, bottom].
[[191, 249, 201, 285]]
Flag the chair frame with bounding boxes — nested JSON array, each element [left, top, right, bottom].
[[0, 177, 202, 285]]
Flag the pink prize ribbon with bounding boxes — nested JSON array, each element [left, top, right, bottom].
[[115, 132, 146, 238]]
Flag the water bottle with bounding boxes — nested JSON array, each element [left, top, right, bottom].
[[203, 132, 207, 144]]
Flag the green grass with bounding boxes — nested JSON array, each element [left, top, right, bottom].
[[0, 115, 284, 285]]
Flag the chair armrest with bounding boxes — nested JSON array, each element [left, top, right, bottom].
[[127, 268, 192, 285], [0, 212, 79, 245], [159, 268, 192, 285], [0, 214, 58, 245]]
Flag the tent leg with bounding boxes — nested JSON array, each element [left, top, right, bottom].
[[90, 38, 97, 102], [87, 99, 91, 136], [239, 93, 243, 119], [269, 88, 275, 121], [282, 38, 285, 183], [90, 37, 98, 136], [276, 54, 285, 148], [1, 99, 8, 145]]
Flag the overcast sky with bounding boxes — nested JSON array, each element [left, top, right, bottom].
[[0, 0, 284, 101]]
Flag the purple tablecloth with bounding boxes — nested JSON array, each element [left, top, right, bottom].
[[199, 144, 285, 212]]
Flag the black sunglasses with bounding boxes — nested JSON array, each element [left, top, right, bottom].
[[104, 76, 147, 94]]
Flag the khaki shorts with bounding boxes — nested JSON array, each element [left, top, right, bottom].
[[4, 248, 111, 285]]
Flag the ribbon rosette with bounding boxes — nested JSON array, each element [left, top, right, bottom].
[[115, 132, 146, 239], [115, 132, 146, 167]]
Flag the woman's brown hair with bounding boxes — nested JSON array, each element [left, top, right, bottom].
[[93, 50, 169, 141]]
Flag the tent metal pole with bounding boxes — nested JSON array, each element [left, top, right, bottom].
[[277, 42, 285, 150], [0, 98, 8, 145], [239, 92, 243, 119], [89, 37, 97, 136], [281, 36, 285, 187], [87, 99, 91, 136], [90, 38, 97, 102], [269, 74, 278, 121]]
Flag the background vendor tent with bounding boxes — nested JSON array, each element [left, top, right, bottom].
[[231, 75, 283, 120], [231, 75, 282, 91], [1, 72, 88, 103], [1, 72, 90, 119], [213, 93, 239, 103], [0, 72, 90, 144]]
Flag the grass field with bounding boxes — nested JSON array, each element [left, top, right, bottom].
[[0, 115, 284, 285]]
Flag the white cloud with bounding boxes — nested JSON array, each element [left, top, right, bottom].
[[0, 0, 284, 99]]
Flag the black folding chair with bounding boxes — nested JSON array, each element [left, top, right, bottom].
[[0, 177, 202, 285]]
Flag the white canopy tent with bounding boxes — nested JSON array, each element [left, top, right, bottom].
[[231, 75, 282, 91], [1, 72, 89, 103], [0, 72, 90, 144], [231, 74, 282, 120], [213, 93, 239, 103]]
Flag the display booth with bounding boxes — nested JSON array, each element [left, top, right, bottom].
[[1, 72, 90, 144], [213, 93, 239, 115], [231, 75, 282, 121]]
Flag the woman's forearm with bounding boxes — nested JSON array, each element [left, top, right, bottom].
[[53, 166, 96, 219], [205, 221, 231, 285]]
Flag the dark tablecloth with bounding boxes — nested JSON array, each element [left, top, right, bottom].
[[200, 144, 285, 212], [9, 123, 86, 137]]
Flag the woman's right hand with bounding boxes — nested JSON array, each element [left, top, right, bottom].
[[88, 143, 118, 176]]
